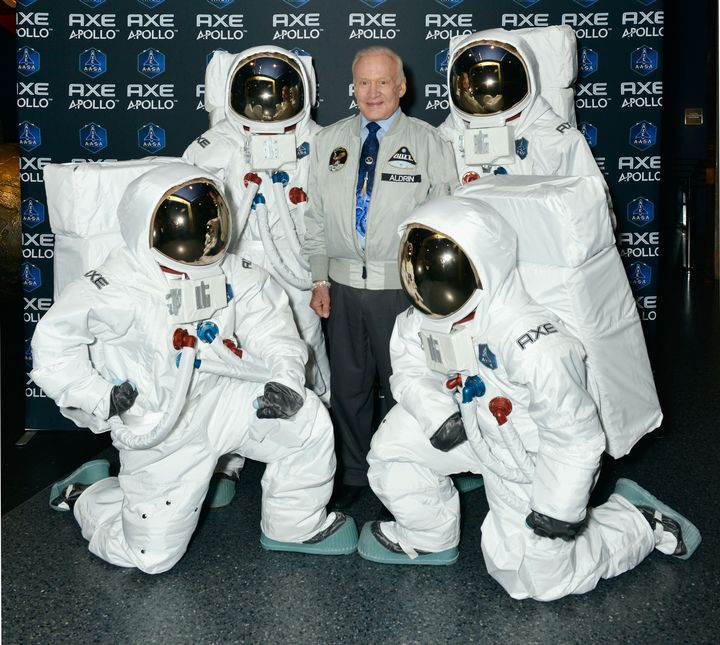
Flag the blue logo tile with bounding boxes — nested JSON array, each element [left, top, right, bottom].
[[138, 48, 165, 78], [578, 48, 599, 78], [21, 262, 42, 293], [138, 123, 166, 153], [627, 261, 652, 290], [17, 46, 40, 77], [80, 122, 109, 154], [79, 48, 107, 79], [19, 121, 42, 152], [627, 197, 655, 227], [435, 48, 449, 77], [631, 46, 659, 77], [22, 198, 46, 229], [579, 122, 598, 148], [629, 121, 657, 151]]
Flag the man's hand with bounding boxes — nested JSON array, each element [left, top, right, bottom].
[[255, 382, 304, 419], [310, 284, 331, 318], [108, 381, 138, 419]]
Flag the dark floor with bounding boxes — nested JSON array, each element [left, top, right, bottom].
[[1, 273, 719, 644]]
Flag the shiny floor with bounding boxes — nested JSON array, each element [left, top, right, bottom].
[[2, 274, 718, 644]]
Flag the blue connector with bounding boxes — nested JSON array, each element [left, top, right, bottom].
[[176, 353, 201, 369], [462, 375, 486, 403], [226, 284, 234, 302], [197, 320, 219, 344], [271, 170, 289, 186], [252, 193, 266, 208]]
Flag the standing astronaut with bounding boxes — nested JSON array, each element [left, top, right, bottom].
[[357, 195, 700, 600], [439, 28, 608, 185], [184, 46, 329, 404], [32, 162, 357, 574]]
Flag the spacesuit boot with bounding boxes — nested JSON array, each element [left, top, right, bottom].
[[49, 459, 110, 512], [357, 521, 458, 566], [204, 453, 246, 509], [260, 511, 358, 556], [613, 479, 702, 560]]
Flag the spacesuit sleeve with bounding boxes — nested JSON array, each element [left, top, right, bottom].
[[427, 135, 461, 198], [30, 280, 134, 423], [507, 333, 606, 525], [302, 137, 329, 282], [388, 309, 459, 439], [182, 128, 232, 180], [233, 270, 308, 398]]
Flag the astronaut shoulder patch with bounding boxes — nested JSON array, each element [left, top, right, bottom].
[[515, 322, 558, 351], [83, 269, 109, 290], [515, 137, 529, 160], [296, 141, 310, 160], [477, 343, 498, 370], [328, 147, 348, 171], [388, 146, 416, 168], [556, 122, 573, 135]]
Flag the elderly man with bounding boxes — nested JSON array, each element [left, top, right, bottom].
[[303, 46, 457, 508]]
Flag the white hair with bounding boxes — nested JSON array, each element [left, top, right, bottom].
[[351, 46, 405, 82]]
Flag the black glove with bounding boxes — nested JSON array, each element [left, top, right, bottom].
[[255, 382, 304, 420], [429, 412, 467, 452], [525, 510, 587, 542], [108, 381, 138, 419]]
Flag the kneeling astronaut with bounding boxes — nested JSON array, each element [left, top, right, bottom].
[[32, 162, 357, 574], [357, 196, 700, 600]]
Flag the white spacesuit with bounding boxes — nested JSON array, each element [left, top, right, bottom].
[[438, 28, 607, 185], [358, 196, 700, 600], [184, 46, 329, 403], [32, 162, 357, 574]]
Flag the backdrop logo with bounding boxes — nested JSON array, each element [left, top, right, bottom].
[[207, 0, 236, 7], [629, 120, 657, 151], [21, 263, 42, 293], [435, 48, 449, 77], [138, 48, 165, 78], [78, 0, 107, 7], [627, 197, 654, 227], [80, 122, 108, 153], [436, 0, 464, 7], [283, 0, 309, 7], [17, 46, 40, 77], [138, 123, 166, 153], [637, 0, 657, 5], [24, 339, 33, 367], [19, 121, 41, 152], [22, 198, 46, 228], [290, 47, 311, 57], [579, 122, 598, 148], [137, 0, 166, 8], [18, 0, 40, 6], [513, 0, 540, 8], [360, 0, 388, 7], [578, 48, 599, 77], [79, 48, 107, 79], [631, 46, 658, 76], [573, 0, 598, 7], [627, 261, 652, 290]]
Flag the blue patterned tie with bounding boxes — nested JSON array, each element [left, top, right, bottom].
[[355, 121, 381, 241]]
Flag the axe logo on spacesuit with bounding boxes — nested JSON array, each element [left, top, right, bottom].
[[516, 322, 558, 350]]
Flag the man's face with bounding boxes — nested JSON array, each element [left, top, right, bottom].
[[353, 53, 406, 122]]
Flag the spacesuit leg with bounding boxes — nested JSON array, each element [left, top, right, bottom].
[[480, 476, 656, 601], [73, 420, 218, 574], [365, 404, 479, 555]]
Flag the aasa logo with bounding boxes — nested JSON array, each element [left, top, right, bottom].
[[19, 121, 42, 152], [629, 120, 657, 151], [79, 48, 107, 79], [435, 48, 449, 77], [578, 47, 599, 77], [22, 198, 46, 229], [360, 0, 388, 7], [436, 0, 464, 8], [137, 0, 166, 8], [631, 46, 658, 76], [290, 47, 312, 58], [79, 122, 108, 153], [24, 338, 33, 367], [627, 261, 652, 290], [138, 48, 165, 78], [573, 0, 599, 7], [17, 46, 40, 77], [627, 197, 655, 227], [283, 0, 310, 7], [78, 0, 107, 7], [513, 0, 541, 8], [21, 262, 42, 293], [207, 0, 235, 7], [579, 122, 598, 148], [18, 0, 41, 7], [138, 123, 166, 153]]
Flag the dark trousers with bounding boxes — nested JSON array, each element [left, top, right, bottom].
[[326, 281, 411, 486]]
